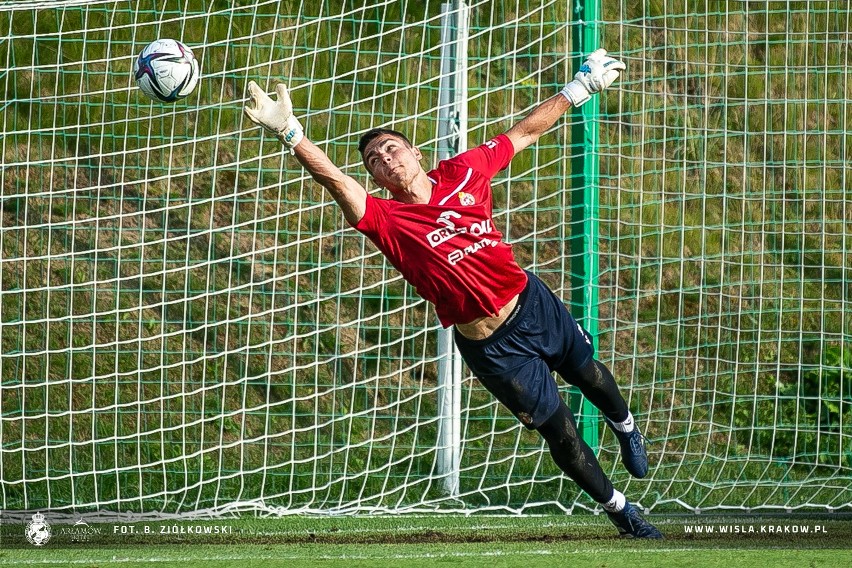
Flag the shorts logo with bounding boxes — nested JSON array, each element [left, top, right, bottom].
[[577, 323, 592, 345], [517, 412, 533, 425]]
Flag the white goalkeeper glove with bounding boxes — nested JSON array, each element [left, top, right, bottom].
[[560, 48, 626, 108], [244, 81, 304, 152]]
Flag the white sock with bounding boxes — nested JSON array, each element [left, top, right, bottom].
[[609, 411, 635, 433], [602, 489, 627, 513]]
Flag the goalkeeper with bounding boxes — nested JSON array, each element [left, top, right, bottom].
[[245, 49, 661, 539]]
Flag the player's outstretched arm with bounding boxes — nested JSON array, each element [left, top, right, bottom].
[[504, 48, 625, 155], [244, 81, 367, 225], [290, 137, 367, 225]]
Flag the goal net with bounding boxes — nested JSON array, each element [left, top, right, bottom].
[[599, 0, 852, 512], [0, 0, 849, 517]]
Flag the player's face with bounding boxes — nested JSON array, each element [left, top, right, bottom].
[[363, 135, 423, 191]]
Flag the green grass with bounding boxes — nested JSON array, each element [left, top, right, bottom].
[[2, 515, 851, 567], [3, 545, 849, 568]]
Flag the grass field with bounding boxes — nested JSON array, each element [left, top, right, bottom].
[[2, 515, 851, 567]]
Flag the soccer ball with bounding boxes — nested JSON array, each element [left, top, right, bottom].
[[133, 39, 200, 102]]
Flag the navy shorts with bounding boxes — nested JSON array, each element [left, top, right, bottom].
[[453, 271, 595, 429]]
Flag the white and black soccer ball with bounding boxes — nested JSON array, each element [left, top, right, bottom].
[[133, 39, 200, 102]]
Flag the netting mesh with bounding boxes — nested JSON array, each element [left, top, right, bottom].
[[0, 0, 849, 516]]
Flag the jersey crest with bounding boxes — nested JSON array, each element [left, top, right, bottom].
[[458, 191, 475, 206]]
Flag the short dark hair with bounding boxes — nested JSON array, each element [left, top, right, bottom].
[[357, 128, 413, 157]]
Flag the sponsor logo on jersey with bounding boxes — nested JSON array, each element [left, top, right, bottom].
[[427, 213, 494, 248], [426, 210, 467, 247], [468, 219, 492, 236], [447, 237, 498, 265]]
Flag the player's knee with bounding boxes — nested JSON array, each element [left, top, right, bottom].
[[573, 359, 618, 390], [537, 406, 581, 454], [541, 427, 585, 474], [552, 431, 582, 457]]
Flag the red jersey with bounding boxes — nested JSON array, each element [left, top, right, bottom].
[[353, 134, 528, 327]]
